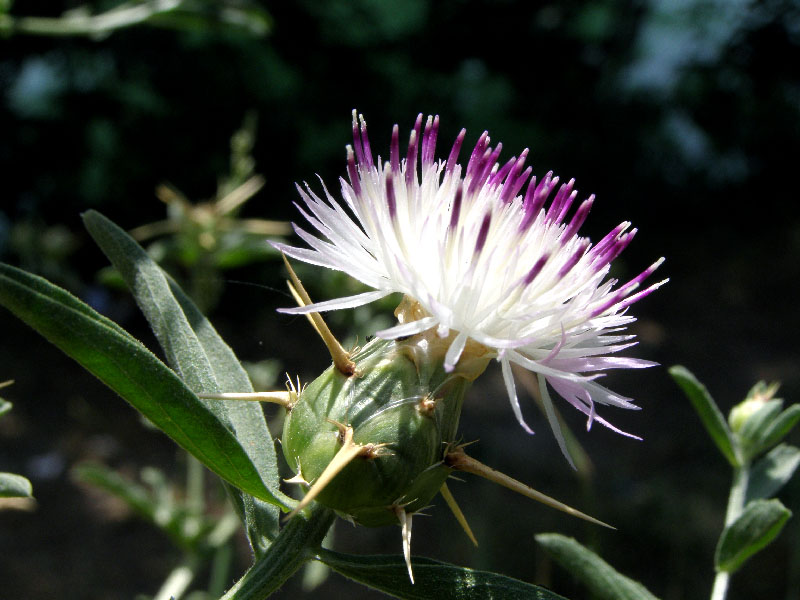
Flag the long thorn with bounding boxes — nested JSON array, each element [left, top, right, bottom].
[[439, 482, 478, 547], [395, 506, 415, 584], [0, 380, 14, 390], [282, 254, 355, 376], [198, 391, 295, 408], [285, 424, 363, 521], [445, 447, 614, 529]]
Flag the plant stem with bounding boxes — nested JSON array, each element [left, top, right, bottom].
[[221, 504, 334, 599], [710, 464, 750, 600], [1, 0, 182, 37], [153, 556, 201, 600], [186, 453, 205, 516]]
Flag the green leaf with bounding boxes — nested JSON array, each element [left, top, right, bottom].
[[669, 365, 740, 467], [536, 533, 660, 600], [0, 397, 11, 418], [318, 548, 568, 600], [747, 444, 800, 502], [758, 405, 800, 453], [0, 262, 272, 505], [715, 499, 792, 573], [167, 276, 285, 548], [0, 472, 33, 498], [83, 210, 290, 546]]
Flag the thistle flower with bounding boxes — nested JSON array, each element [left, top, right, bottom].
[[275, 111, 666, 466]]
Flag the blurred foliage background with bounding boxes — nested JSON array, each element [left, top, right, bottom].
[[1, 1, 799, 599]]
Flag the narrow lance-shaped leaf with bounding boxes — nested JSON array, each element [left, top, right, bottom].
[[166, 276, 286, 547], [715, 498, 792, 573], [747, 444, 800, 503], [536, 533, 661, 600], [317, 548, 569, 600], [83, 210, 290, 545], [669, 366, 740, 467], [0, 262, 273, 504]]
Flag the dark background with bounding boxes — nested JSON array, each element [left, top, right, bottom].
[[1, 1, 799, 599]]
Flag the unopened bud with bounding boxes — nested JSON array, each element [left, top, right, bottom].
[[728, 381, 780, 433], [282, 334, 487, 526]]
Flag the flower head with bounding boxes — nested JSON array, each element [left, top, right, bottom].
[[274, 111, 666, 466]]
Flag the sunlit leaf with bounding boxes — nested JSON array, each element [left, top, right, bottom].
[[747, 444, 800, 503], [0, 262, 273, 505], [669, 366, 740, 467], [715, 499, 791, 573], [758, 405, 800, 454], [83, 209, 290, 547]]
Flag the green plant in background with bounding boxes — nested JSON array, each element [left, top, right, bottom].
[[0, 381, 33, 501], [672, 368, 800, 600], [101, 113, 291, 314], [74, 462, 242, 600], [533, 370, 800, 600]]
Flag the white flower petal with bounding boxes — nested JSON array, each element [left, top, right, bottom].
[[279, 290, 392, 314]]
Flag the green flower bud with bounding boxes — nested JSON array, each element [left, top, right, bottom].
[[728, 381, 780, 433], [282, 331, 490, 527]]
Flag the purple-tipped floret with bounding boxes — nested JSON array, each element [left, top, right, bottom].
[[467, 146, 494, 198], [546, 179, 576, 224], [499, 149, 531, 204], [524, 254, 550, 285], [351, 111, 366, 167], [490, 155, 517, 188], [475, 212, 492, 253], [390, 124, 401, 177], [446, 129, 467, 174], [346, 145, 361, 196], [421, 115, 439, 166], [406, 128, 419, 189], [592, 228, 637, 271], [590, 259, 661, 317], [562, 195, 595, 241], [359, 115, 374, 168], [386, 167, 397, 220], [525, 172, 556, 216], [590, 222, 630, 259], [558, 240, 590, 278], [466, 132, 490, 179], [449, 184, 464, 232]]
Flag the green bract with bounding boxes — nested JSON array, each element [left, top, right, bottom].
[[282, 335, 478, 526]]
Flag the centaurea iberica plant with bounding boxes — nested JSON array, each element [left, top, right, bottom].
[[4, 112, 798, 600]]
